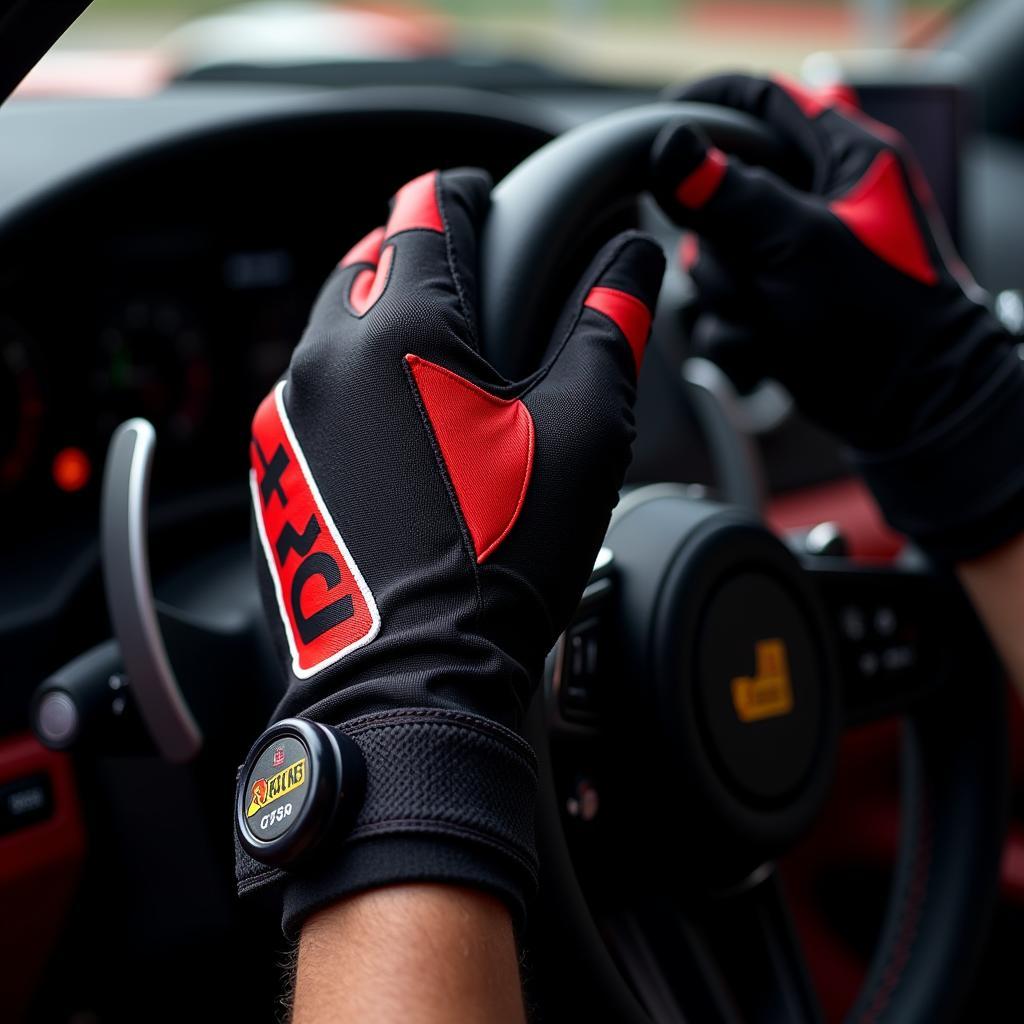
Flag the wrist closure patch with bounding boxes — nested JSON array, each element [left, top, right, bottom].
[[235, 708, 539, 931]]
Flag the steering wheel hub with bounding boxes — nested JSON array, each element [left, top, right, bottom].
[[693, 569, 825, 805], [607, 487, 840, 865]]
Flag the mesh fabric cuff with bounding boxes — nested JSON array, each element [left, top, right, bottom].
[[234, 708, 539, 937]]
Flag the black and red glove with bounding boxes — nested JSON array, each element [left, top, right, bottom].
[[652, 73, 1024, 560], [237, 168, 664, 933]]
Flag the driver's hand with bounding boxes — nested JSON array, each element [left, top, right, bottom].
[[239, 168, 664, 933], [651, 73, 1024, 561]]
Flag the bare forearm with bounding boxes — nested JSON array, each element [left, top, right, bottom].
[[292, 884, 526, 1024], [958, 531, 1024, 698]]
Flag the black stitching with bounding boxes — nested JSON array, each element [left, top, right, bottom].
[[401, 357, 484, 622], [435, 172, 481, 352], [521, 231, 646, 398], [856, 782, 935, 1022]]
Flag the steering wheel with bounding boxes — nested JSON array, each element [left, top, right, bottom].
[[478, 103, 1009, 1024], [37, 101, 1007, 1024]]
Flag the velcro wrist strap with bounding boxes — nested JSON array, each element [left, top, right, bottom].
[[851, 354, 1024, 561], [235, 708, 539, 930]]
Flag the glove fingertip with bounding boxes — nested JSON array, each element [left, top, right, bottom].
[[597, 230, 666, 308], [439, 166, 493, 227], [441, 165, 494, 191], [339, 224, 386, 269], [652, 120, 712, 173], [651, 121, 728, 218], [383, 167, 491, 240], [581, 232, 665, 372], [659, 70, 767, 107]]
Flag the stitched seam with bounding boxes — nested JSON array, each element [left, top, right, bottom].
[[479, 404, 534, 561], [401, 357, 484, 620], [339, 225, 387, 269], [405, 355, 535, 563], [584, 287, 652, 372], [857, 784, 934, 1023], [827, 153, 938, 286], [831, 149, 890, 207], [408, 354, 521, 408], [587, 286, 651, 321], [521, 232, 638, 398], [343, 266, 373, 318], [237, 866, 284, 892], [435, 172, 480, 351], [586, 308, 639, 360], [383, 225, 444, 242]]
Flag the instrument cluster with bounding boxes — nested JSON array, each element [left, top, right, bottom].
[[0, 227, 331, 539]]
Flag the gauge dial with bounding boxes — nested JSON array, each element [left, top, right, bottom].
[[0, 317, 44, 490], [94, 298, 211, 444]]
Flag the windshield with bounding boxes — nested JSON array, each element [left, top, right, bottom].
[[36, 0, 958, 97]]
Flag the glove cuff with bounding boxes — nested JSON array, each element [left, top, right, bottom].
[[235, 708, 539, 937], [851, 351, 1024, 562]]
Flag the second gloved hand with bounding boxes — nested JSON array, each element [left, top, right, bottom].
[[651, 73, 1024, 560]]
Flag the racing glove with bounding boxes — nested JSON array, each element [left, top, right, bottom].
[[651, 73, 1024, 561], [237, 167, 664, 935]]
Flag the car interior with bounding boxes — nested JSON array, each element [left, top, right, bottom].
[[5, 0, 1024, 1021]]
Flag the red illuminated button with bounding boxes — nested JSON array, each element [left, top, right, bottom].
[[52, 447, 91, 492]]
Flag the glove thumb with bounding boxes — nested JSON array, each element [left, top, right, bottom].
[[538, 231, 665, 410], [651, 122, 803, 262]]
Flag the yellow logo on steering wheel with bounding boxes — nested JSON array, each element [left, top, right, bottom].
[[731, 639, 794, 723]]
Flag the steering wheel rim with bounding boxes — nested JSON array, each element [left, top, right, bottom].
[[480, 101, 795, 379], [482, 104, 1009, 1023]]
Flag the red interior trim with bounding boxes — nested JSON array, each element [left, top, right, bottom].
[[0, 735, 85, 1019], [767, 476, 904, 561]]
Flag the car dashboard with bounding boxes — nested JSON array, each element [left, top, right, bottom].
[[5, 73, 1024, 1022], [0, 87, 565, 730], [0, 83, 862, 729]]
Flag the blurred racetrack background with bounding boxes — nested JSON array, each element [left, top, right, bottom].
[[24, 0, 957, 97]]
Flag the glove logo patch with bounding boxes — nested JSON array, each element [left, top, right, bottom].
[[246, 756, 306, 817], [251, 381, 380, 678], [730, 639, 794, 723]]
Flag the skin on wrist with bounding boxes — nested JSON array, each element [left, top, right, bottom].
[[957, 530, 1024, 702], [292, 884, 526, 1024]]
